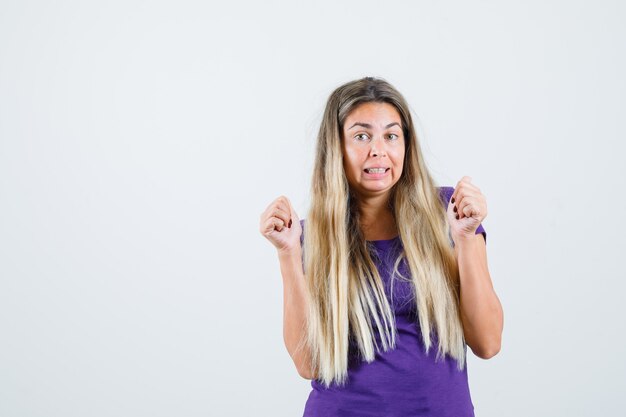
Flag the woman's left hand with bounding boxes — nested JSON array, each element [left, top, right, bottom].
[[447, 176, 488, 242]]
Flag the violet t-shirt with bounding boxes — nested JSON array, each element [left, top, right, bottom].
[[299, 186, 486, 417]]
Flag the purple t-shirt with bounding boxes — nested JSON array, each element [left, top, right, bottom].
[[299, 186, 486, 417]]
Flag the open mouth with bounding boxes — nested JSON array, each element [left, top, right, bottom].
[[363, 168, 390, 174]]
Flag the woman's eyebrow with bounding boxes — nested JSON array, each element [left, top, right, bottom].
[[348, 122, 401, 130]]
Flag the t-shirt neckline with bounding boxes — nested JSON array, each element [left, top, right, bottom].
[[366, 235, 400, 248]]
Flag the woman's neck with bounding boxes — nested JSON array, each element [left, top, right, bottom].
[[357, 198, 397, 241]]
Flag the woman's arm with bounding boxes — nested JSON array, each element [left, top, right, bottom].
[[278, 248, 315, 379], [454, 233, 504, 359]]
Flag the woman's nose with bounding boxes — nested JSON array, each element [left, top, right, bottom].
[[369, 137, 386, 157]]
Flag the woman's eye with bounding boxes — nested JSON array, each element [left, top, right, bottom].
[[355, 134, 369, 141], [388, 134, 398, 140]]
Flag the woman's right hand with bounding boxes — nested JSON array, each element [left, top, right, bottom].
[[259, 195, 302, 255]]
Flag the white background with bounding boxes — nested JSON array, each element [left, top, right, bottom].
[[1, 1, 624, 416]]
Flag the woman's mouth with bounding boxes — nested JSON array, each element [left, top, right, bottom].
[[363, 167, 390, 178]]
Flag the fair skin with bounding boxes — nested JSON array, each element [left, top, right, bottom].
[[259, 102, 503, 380], [258, 196, 311, 378], [341, 102, 405, 240], [447, 176, 503, 358]]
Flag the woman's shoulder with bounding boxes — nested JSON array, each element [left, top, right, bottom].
[[299, 186, 451, 233], [299, 187, 451, 228], [437, 186, 454, 204]]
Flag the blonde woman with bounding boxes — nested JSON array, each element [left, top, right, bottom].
[[259, 77, 503, 417]]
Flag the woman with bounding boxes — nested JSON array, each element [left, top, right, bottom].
[[259, 77, 503, 417]]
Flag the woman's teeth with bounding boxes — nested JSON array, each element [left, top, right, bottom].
[[365, 168, 387, 173]]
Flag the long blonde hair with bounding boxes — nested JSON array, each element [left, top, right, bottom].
[[301, 76, 464, 388]]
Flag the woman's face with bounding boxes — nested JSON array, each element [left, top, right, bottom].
[[341, 101, 405, 200]]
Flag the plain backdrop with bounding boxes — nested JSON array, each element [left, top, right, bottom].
[[1, 1, 624, 416]]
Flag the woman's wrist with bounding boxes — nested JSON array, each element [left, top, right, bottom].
[[277, 246, 303, 261]]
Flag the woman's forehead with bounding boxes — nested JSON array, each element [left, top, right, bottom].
[[344, 103, 402, 129]]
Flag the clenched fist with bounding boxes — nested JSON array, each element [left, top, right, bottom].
[[446, 176, 488, 243], [259, 195, 303, 255]]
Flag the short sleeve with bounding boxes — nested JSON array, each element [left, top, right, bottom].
[[438, 186, 487, 245], [475, 222, 487, 244]]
